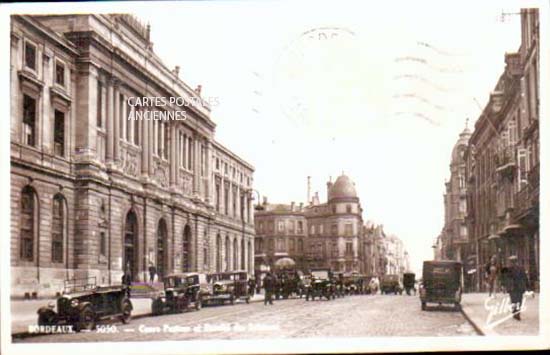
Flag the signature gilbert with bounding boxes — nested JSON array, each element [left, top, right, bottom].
[[484, 295, 527, 329]]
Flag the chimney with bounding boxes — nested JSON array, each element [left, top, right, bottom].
[[173, 65, 180, 77], [262, 196, 268, 206], [307, 176, 311, 205], [299, 202, 303, 211], [505, 52, 521, 76], [195, 85, 202, 96], [290, 201, 295, 211], [327, 176, 333, 199]]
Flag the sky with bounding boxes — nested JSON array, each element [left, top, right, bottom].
[[127, 0, 524, 275]]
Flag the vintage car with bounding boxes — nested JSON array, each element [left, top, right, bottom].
[[305, 269, 336, 301], [342, 273, 367, 295], [37, 277, 132, 332], [274, 270, 304, 299], [420, 260, 463, 311], [380, 274, 403, 294], [403, 272, 416, 295], [151, 273, 203, 315], [204, 271, 251, 305]]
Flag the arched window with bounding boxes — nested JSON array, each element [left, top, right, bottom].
[[233, 238, 238, 270], [182, 224, 191, 272], [216, 233, 222, 272], [157, 219, 168, 278], [20, 186, 38, 261], [225, 235, 230, 271], [124, 211, 138, 279], [52, 194, 66, 263]]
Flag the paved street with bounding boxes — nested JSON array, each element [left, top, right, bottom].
[[15, 294, 477, 342]]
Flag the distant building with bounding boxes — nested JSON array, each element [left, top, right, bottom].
[[255, 174, 364, 273], [438, 125, 471, 262]]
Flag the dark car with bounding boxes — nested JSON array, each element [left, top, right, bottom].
[[305, 269, 335, 301], [275, 270, 304, 299], [403, 272, 416, 295], [37, 277, 132, 332], [420, 260, 463, 311], [381, 274, 403, 294], [151, 273, 203, 315], [204, 271, 251, 305]]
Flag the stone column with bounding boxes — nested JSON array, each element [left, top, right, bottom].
[[193, 136, 200, 194], [106, 78, 114, 161], [148, 117, 154, 176], [141, 107, 149, 176], [205, 140, 212, 203], [113, 81, 120, 163], [170, 123, 177, 187]]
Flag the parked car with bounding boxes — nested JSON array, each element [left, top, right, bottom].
[[380, 274, 403, 294], [37, 277, 132, 332], [403, 272, 416, 295], [305, 268, 335, 301], [420, 260, 463, 311], [204, 271, 251, 305], [151, 273, 203, 315]]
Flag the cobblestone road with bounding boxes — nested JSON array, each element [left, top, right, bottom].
[[15, 294, 477, 342]]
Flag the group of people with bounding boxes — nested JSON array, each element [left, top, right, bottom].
[[121, 262, 159, 298], [485, 254, 529, 320]]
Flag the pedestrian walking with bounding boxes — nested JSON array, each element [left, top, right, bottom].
[[505, 255, 528, 321], [263, 272, 274, 305], [485, 255, 499, 297], [148, 263, 157, 285]]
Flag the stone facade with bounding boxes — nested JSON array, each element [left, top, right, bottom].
[[436, 9, 539, 292], [254, 174, 364, 273], [10, 14, 255, 298]]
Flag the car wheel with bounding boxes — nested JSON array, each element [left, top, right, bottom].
[[75, 306, 96, 332], [454, 303, 461, 312], [152, 298, 163, 316], [121, 299, 132, 324], [246, 297, 250, 304], [230, 294, 235, 305], [421, 302, 426, 311], [38, 309, 57, 326]]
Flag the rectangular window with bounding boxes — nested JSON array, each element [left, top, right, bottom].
[[25, 42, 36, 70], [297, 221, 303, 234], [187, 138, 193, 170], [346, 242, 353, 256], [55, 61, 65, 86], [289, 220, 295, 234], [133, 113, 139, 145], [22, 95, 36, 146], [232, 189, 237, 217], [290, 239, 296, 253], [100, 231, 106, 257], [331, 223, 338, 235], [215, 183, 220, 212], [54, 110, 65, 156], [224, 186, 229, 215], [96, 81, 103, 128], [163, 122, 169, 159], [157, 120, 162, 156], [278, 221, 285, 232]]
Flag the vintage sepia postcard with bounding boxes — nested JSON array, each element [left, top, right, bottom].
[[0, 0, 548, 353]]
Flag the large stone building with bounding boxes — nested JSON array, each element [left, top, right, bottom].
[[438, 125, 471, 262], [255, 174, 364, 273], [437, 8, 539, 291], [10, 14, 255, 298]]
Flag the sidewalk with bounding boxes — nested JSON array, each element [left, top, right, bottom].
[[11, 297, 153, 335], [461, 292, 539, 336], [11, 293, 265, 335]]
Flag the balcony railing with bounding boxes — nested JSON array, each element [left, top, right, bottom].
[[495, 146, 516, 171]]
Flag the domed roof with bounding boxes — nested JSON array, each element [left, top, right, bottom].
[[451, 127, 471, 163], [328, 174, 357, 200]]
